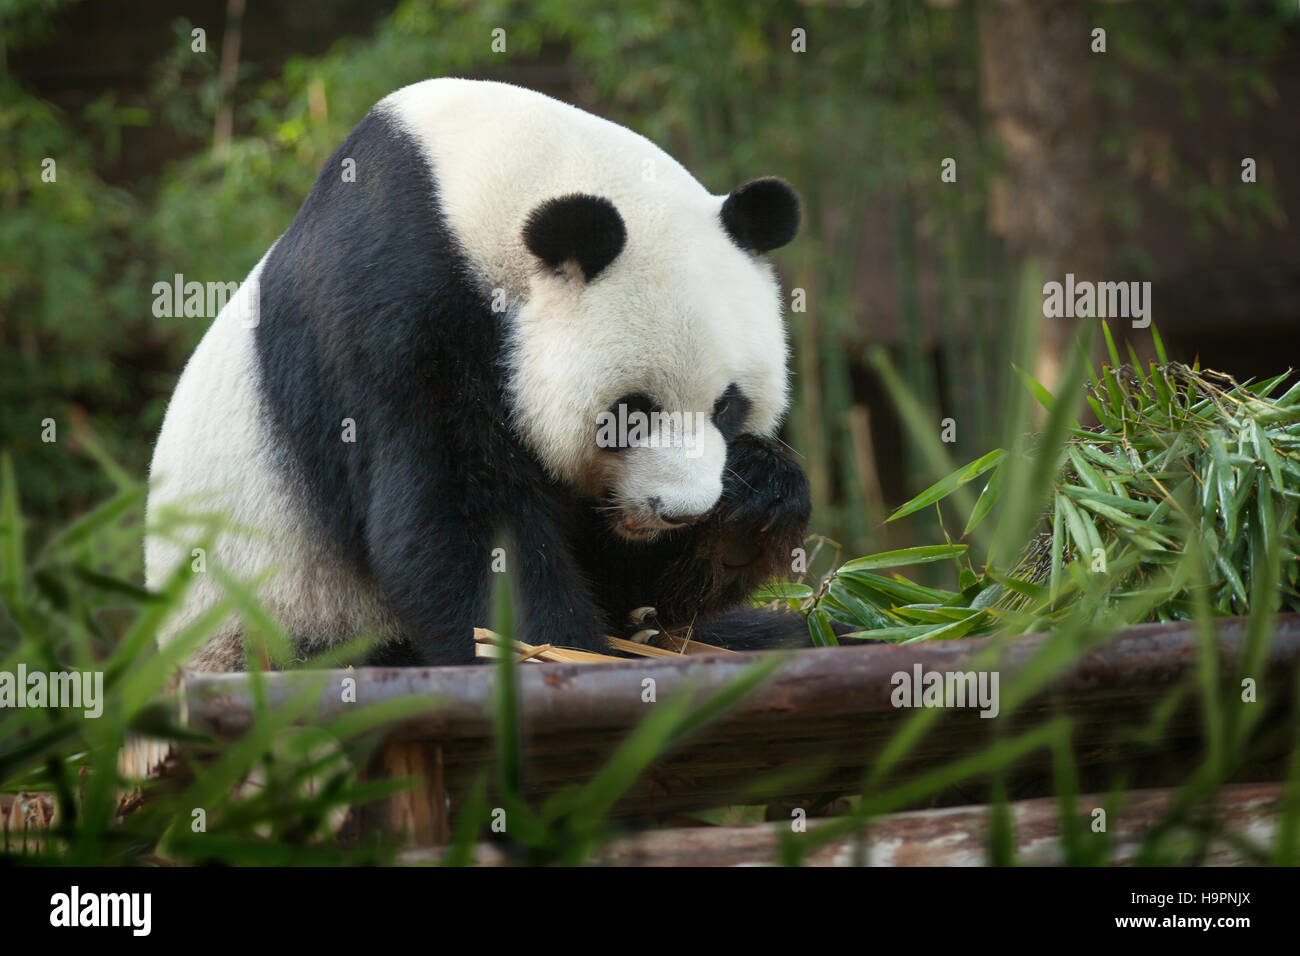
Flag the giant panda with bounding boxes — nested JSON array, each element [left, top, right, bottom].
[[144, 77, 814, 670]]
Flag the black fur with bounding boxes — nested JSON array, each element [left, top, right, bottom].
[[687, 607, 815, 650], [256, 107, 608, 665], [574, 434, 811, 634], [710, 383, 751, 441], [720, 177, 801, 254], [522, 193, 626, 281], [254, 107, 813, 665]]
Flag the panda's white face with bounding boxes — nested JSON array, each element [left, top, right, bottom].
[[382, 79, 799, 537], [507, 201, 790, 538]]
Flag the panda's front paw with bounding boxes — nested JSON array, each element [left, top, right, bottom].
[[625, 605, 664, 643], [711, 434, 811, 543]]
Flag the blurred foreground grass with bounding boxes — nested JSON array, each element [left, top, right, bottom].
[[2, 328, 1299, 865]]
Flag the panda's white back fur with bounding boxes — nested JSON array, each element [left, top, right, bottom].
[[145, 255, 400, 668], [145, 78, 791, 666]]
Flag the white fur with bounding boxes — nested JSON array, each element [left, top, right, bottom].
[[144, 255, 400, 668], [384, 79, 790, 526]]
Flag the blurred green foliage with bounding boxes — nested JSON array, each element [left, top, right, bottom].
[[4, 338, 1297, 866], [1, 0, 1294, 559]]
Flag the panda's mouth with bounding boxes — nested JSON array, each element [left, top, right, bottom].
[[613, 513, 685, 541], [605, 497, 693, 541]]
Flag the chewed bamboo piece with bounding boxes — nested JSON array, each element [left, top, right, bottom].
[[472, 628, 734, 663], [651, 631, 737, 655]]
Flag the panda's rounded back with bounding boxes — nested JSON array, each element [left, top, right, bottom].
[[383, 78, 713, 298]]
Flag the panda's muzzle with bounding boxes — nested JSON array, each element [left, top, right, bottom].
[[647, 497, 709, 527], [613, 496, 710, 539]]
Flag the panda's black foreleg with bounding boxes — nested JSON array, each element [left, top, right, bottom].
[[679, 437, 885, 650], [360, 435, 610, 664], [506, 491, 613, 654], [362, 460, 492, 666]]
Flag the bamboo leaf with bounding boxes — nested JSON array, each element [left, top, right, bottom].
[[749, 582, 815, 603], [1101, 320, 1121, 368], [1013, 364, 1057, 411], [1151, 323, 1169, 364], [840, 544, 969, 572], [0, 455, 23, 613], [808, 607, 838, 647], [888, 449, 1005, 522]]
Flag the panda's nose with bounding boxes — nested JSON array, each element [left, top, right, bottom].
[[649, 498, 708, 526]]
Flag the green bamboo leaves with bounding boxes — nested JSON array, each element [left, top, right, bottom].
[[886, 451, 1005, 525], [799, 352, 1300, 641]]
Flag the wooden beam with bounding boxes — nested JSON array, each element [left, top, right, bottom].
[[356, 740, 451, 846], [401, 782, 1286, 866], [0, 792, 55, 855], [172, 614, 1300, 823]]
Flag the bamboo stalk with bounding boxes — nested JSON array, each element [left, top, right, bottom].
[[473, 629, 735, 662], [646, 632, 736, 656], [473, 631, 623, 663], [606, 636, 681, 657]]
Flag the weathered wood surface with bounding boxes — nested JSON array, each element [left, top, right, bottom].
[[401, 782, 1285, 866], [0, 792, 56, 855], [172, 614, 1300, 825]]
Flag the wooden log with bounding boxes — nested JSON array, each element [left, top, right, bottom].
[[173, 614, 1300, 824], [183, 614, 1300, 740], [401, 782, 1285, 866], [0, 792, 56, 855], [355, 740, 451, 845]]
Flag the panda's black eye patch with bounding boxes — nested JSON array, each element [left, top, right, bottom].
[[597, 392, 661, 452], [712, 383, 751, 439], [612, 392, 660, 419]]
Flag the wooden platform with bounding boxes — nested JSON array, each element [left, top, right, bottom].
[[399, 782, 1287, 866], [157, 613, 1300, 845]]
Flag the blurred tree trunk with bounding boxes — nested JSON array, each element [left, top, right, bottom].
[[979, 0, 1104, 388], [213, 0, 246, 156]]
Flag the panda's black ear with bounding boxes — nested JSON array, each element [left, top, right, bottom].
[[720, 177, 801, 254], [523, 194, 627, 282]]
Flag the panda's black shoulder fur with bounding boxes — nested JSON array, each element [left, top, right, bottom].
[[256, 105, 486, 565], [254, 106, 815, 664], [254, 107, 611, 664]]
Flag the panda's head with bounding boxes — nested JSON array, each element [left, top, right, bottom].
[[507, 177, 800, 540]]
